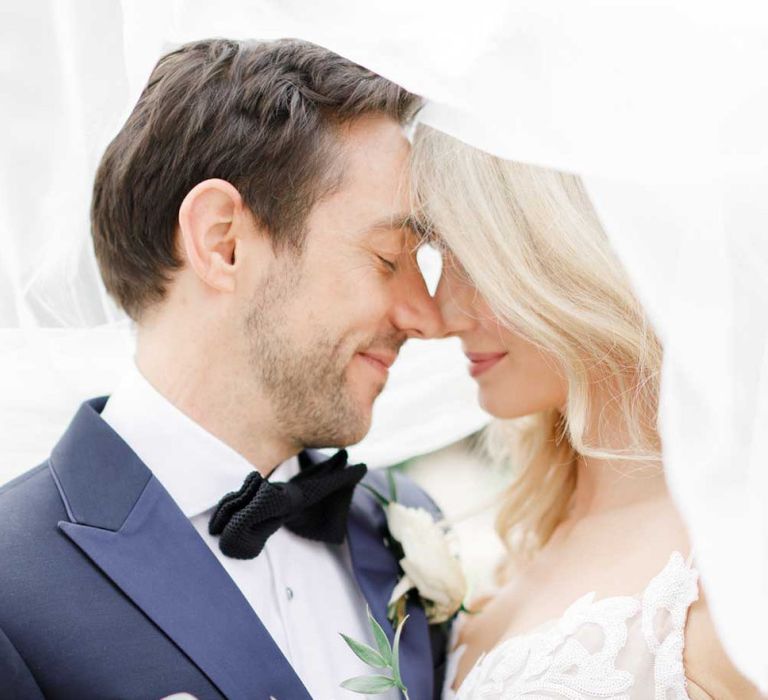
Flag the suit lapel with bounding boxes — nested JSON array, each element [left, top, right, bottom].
[[346, 475, 434, 700], [51, 399, 311, 700]]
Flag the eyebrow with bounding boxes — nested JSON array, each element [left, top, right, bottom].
[[361, 213, 419, 236]]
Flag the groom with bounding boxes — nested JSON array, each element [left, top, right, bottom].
[[0, 39, 448, 699]]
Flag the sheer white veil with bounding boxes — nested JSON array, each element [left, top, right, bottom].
[[1, 0, 766, 689]]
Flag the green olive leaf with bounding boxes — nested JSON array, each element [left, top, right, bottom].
[[340, 675, 398, 693], [391, 614, 409, 688], [339, 634, 388, 669], [367, 607, 393, 665]]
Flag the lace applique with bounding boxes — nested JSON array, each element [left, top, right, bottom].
[[451, 552, 698, 700], [457, 593, 640, 699], [642, 552, 700, 699]]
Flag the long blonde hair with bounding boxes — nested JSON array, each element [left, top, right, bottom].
[[411, 125, 662, 564]]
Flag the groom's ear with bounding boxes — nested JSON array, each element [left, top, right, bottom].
[[178, 179, 246, 294]]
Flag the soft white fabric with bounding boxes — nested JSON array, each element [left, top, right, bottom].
[[100, 363, 397, 700], [444, 552, 700, 699], [0, 1, 766, 690]]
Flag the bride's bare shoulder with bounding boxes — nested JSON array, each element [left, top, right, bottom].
[[684, 590, 764, 699], [449, 582, 521, 690], [454, 556, 524, 644], [454, 586, 507, 646]]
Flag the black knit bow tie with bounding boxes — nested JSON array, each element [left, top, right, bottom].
[[208, 450, 367, 559]]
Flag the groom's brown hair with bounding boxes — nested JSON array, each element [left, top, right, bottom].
[[92, 38, 420, 320]]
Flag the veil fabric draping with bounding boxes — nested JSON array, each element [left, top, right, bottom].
[[1, 0, 766, 690]]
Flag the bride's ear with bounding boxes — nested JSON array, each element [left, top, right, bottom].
[[178, 179, 244, 293]]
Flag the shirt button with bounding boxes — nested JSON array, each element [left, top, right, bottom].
[[285, 586, 294, 601]]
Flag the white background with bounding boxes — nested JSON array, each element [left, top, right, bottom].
[[1, 1, 766, 690]]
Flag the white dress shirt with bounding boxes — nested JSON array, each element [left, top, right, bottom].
[[101, 364, 397, 700]]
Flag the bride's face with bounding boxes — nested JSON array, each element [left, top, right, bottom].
[[434, 253, 568, 418]]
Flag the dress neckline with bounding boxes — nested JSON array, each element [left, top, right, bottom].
[[446, 550, 698, 698]]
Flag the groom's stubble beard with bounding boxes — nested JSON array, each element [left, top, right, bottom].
[[244, 257, 401, 449]]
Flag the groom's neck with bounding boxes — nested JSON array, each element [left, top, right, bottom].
[[134, 331, 298, 478]]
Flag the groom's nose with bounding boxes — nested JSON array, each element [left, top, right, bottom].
[[389, 254, 443, 340]]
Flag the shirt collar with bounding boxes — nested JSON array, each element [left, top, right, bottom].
[[100, 363, 299, 518]]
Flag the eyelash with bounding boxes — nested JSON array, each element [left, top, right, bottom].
[[377, 255, 397, 273]]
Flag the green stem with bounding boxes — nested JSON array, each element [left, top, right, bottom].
[[360, 483, 390, 507], [386, 468, 398, 502]]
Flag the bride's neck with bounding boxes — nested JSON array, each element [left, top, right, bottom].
[[568, 454, 667, 521], [565, 389, 667, 520]]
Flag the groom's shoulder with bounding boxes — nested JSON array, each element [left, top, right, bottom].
[[0, 461, 71, 612], [0, 461, 66, 545], [0, 461, 56, 506], [362, 466, 442, 520]]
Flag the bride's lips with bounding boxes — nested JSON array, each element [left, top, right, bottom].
[[466, 351, 508, 378]]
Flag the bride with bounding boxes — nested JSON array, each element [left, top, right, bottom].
[[411, 126, 762, 699]]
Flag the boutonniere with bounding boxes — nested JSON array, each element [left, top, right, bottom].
[[368, 469, 468, 625], [340, 470, 468, 697], [383, 497, 468, 625]]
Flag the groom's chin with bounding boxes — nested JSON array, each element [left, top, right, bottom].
[[341, 404, 374, 447], [305, 411, 371, 450], [345, 398, 380, 447]]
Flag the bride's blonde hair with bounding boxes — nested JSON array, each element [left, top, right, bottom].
[[411, 125, 662, 565]]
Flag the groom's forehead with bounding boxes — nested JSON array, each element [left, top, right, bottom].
[[292, 114, 419, 250], [335, 114, 411, 181]]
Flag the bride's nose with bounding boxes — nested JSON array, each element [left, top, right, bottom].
[[433, 268, 477, 338]]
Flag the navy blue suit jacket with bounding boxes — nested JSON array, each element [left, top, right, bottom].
[[0, 398, 448, 699]]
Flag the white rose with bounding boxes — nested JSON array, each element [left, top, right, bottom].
[[385, 502, 467, 624]]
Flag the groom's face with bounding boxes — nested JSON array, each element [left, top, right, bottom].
[[243, 115, 441, 448]]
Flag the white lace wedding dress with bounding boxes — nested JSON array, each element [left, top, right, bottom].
[[444, 551, 699, 699]]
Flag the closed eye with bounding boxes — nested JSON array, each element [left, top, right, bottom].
[[377, 254, 397, 272]]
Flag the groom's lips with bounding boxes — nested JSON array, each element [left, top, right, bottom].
[[357, 350, 397, 377], [466, 351, 508, 378]]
